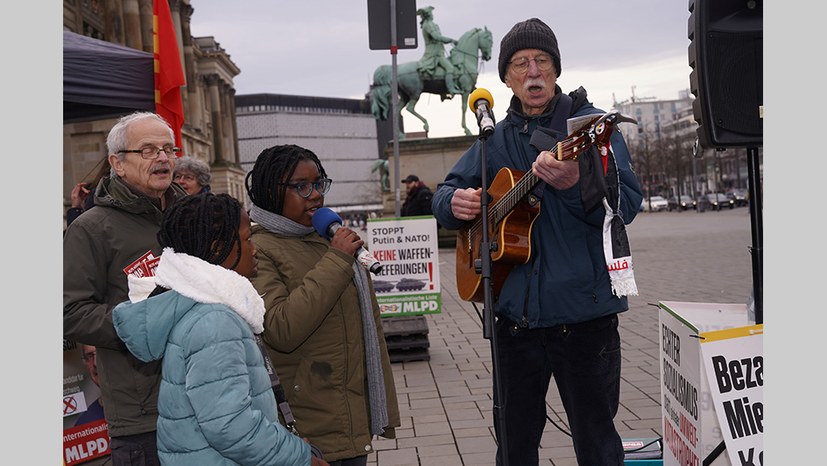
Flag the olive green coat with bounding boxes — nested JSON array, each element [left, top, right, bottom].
[[250, 225, 400, 462], [63, 175, 186, 437]]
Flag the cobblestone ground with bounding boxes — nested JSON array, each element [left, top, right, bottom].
[[371, 207, 756, 465]]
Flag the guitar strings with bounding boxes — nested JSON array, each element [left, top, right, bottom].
[[482, 114, 620, 235], [468, 139, 563, 242], [465, 113, 618, 262]]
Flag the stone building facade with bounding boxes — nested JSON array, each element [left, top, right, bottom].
[[62, 0, 246, 219], [235, 93, 386, 214]]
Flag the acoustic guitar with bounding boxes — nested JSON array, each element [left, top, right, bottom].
[[455, 112, 629, 302]]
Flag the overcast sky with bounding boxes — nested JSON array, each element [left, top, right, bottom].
[[188, 0, 692, 137]]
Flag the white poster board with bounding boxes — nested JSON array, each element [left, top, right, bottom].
[[659, 307, 703, 466], [366, 216, 441, 316], [659, 301, 753, 466], [700, 325, 764, 466]]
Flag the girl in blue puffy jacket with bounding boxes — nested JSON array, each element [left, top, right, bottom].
[[114, 193, 328, 466]]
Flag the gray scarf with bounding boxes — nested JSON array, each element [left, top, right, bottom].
[[249, 205, 389, 435]]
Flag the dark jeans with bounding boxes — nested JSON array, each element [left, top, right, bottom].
[[493, 314, 624, 466], [109, 431, 160, 466], [327, 455, 368, 466]]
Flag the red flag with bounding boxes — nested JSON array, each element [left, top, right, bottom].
[[153, 0, 186, 152]]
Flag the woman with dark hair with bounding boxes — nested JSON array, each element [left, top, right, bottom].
[[245, 144, 400, 466], [112, 192, 328, 466]]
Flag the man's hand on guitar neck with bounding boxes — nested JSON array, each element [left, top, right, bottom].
[[533, 150, 580, 190], [450, 187, 482, 221]]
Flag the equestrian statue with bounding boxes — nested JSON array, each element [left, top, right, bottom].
[[370, 5, 493, 138]]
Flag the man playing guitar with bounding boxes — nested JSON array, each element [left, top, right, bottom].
[[431, 18, 644, 466]]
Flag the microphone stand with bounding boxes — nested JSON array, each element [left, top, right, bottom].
[[476, 130, 510, 466]]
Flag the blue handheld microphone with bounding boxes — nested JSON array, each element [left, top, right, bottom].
[[312, 207, 382, 274]]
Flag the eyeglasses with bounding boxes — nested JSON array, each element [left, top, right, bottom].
[[118, 145, 181, 159], [508, 55, 554, 74], [279, 178, 333, 198], [82, 351, 96, 363], [174, 173, 197, 182]]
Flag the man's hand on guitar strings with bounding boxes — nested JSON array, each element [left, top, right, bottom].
[[533, 150, 580, 190], [451, 187, 482, 221]]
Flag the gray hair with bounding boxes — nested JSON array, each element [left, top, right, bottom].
[[174, 156, 212, 187], [106, 112, 174, 175]]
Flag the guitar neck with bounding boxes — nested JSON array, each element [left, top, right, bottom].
[[489, 170, 542, 225], [473, 112, 625, 233]]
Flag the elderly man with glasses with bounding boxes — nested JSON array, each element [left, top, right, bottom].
[[64, 111, 187, 466], [431, 18, 643, 465]]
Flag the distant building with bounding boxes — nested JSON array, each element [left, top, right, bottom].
[[235, 93, 385, 215], [612, 89, 693, 147], [612, 89, 759, 197]]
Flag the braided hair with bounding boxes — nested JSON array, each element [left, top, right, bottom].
[[245, 144, 327, 214], [157, 192, 243, 270]]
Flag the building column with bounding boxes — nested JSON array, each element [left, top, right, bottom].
[[221, 83, 237, 165], [138, 0, 153, 53], [228, 87, 241, 166], [189, 75, 205, 133], [103, 0, 125, 45], [206, 74, 225, 164], [123, 0, 143, 50], [179, 1, 197, 127]]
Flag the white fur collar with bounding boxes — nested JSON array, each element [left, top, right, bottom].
[[154, 247, 265, 333]]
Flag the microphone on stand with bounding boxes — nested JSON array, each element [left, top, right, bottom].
[[312, 207, 383, 274], [469, 88, 496, 137]]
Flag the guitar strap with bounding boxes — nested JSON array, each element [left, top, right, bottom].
[[528, 91, 573, 200], [529, 87, 608, 213], [520, 91, 576, 324], [550, 92, 574, 132]]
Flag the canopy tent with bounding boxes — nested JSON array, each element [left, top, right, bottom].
[[63, 30, 155, 122]]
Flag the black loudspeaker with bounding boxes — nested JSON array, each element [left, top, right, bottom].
[[688, 0, 763, 148]]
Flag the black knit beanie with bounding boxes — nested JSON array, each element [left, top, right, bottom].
[[498, 18, 561, 82]]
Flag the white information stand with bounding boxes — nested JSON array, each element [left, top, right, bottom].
[[658, 301, 762, 466]]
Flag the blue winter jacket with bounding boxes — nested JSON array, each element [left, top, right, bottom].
[[113, 290, 310, 465], [432, 89, 643, 328]]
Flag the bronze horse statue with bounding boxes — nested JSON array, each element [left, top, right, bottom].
[[371, 27, 493, 138]]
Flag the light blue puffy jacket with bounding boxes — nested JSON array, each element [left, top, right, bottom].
[[113, 290, 310, 465]]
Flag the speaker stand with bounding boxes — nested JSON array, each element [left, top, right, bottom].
[[747, 146, 762, 324]]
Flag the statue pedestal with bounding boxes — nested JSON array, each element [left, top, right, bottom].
[[382, 133, 475, 207], [382, 134, 476, 247]]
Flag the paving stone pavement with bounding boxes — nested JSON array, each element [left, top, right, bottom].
[[367, 207, 756, 465]]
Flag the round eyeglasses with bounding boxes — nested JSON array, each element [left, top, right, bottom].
[[173, 173, 197, 182], [118, 145, 181, 160], [508, 55, 554, 74], [279, 178, 333, 198]]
